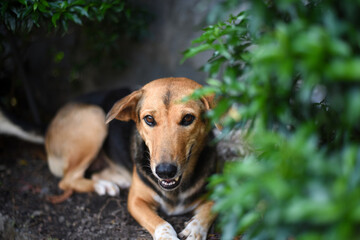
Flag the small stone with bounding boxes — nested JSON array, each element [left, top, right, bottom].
[[58, 216, 65, 223]]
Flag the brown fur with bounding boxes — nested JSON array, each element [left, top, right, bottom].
[[45, 103, 107, 193], [46, 77, 217, 239]]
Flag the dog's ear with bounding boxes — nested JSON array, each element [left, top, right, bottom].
[[201, 94, 223, 130], [106, 90, 143, 124], [200, 94, 216, 110]]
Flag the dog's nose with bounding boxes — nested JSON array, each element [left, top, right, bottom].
[[155, 163, 178, 179]]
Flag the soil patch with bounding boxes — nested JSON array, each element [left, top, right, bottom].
[[0, 136, 220, 239]]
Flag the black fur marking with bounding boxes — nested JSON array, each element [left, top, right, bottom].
[[104, 121, 134, 171], [181, 146, 216, 206], [186, 145, 194, 163], [94, 88, 134, 171], [132, 131, 163, 196], [178, 132, 217, 205], [181, 146, 216, 192], [163, 89, 171, 108], [136, 142, 158, 185]]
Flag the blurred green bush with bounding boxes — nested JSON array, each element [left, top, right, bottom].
[[183, 0, 360, 239]]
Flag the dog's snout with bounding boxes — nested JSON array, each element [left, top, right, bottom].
[[155, 163, 177, 179]]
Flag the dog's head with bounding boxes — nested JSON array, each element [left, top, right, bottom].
[[106, 77, 215, 191]]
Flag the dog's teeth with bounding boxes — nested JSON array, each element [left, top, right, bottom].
[[159, 176, 182, 190], [161, 180, 175, 186]]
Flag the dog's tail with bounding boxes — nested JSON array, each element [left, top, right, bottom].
[[0, 108, 44, 144]]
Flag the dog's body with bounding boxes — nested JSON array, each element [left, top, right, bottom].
[[45, 77, 218, 239]]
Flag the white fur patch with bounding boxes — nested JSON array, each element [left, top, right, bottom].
[[47, 155, 64, 177], [0, 110, 44, 144], [154, 222, 179, 240], [153, 195, 199, 216], [179, 218, 207, 240], [91, 164, 132, 189], [94, 179, 120, 196]]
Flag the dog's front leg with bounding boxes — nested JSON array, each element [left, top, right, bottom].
[[179, 200, 216, 240], [128, 172, 179, 240]]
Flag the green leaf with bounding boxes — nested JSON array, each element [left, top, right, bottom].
[[51, 12, 60, 27], [327, 58, 360, 80], [60, 1, 68, 9], [65, 12, 82, 25], [72, 6, 89, 17], [181, 44, 213, 63], [61, 18, 68, 32], [207, 78, 222, 88], [239, 211, 260, 231], [204, 57, 226, 76], [7, 16, 16, 32], [71, 0, 86, 5], [40, 0, 49, 8], [18, 0, 27, 6], [38, 4, 47, 13], [223, 66, 237, 84], [213, 43, 232, 60], [54, 51, 64, 63]]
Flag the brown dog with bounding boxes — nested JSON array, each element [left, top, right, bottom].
[[45, 77, 218, 239]]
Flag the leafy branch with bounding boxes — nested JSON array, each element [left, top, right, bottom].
[[184, 0, 360, 239]]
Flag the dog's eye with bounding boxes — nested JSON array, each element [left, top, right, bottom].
[[144, 115, 156, 127], [180, 114, 195, 126]]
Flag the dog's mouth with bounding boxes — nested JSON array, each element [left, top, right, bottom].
[[158, 175, 182, 191]]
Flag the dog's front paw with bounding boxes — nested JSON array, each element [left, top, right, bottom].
[[94, 179, 120, 196], [154, 222, 179, 240], [179, 218, 207, 240]]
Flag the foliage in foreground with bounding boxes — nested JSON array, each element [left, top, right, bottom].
[[184, 0, 360, 239]]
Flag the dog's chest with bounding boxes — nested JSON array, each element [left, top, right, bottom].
[[153, 193, 199, 216]]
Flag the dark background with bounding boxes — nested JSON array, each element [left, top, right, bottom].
[[1, 0, 217, 129]]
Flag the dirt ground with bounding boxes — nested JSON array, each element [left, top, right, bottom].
[[0, 136, 220, 240]]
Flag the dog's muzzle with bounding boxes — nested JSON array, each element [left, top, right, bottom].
[[158, 175, 182, 190], [155, 163, 182, 191]]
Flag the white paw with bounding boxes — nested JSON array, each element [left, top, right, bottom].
[[179, 218, 207, 240], [154, 222, 179, 240], [94, 179, 120, 196]]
